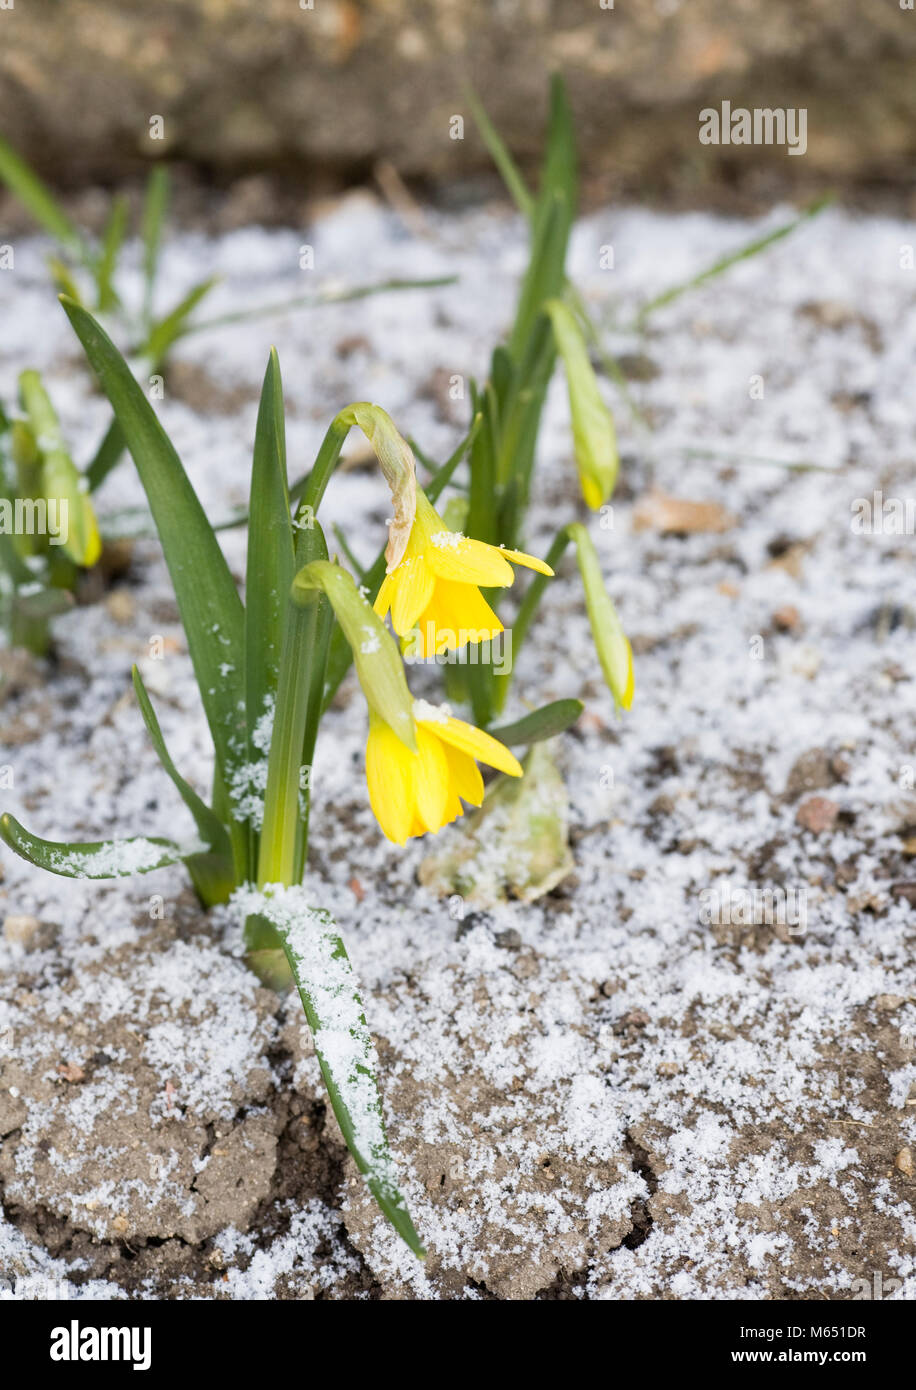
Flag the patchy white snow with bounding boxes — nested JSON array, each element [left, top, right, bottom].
[[1, 191, 915, 1298]]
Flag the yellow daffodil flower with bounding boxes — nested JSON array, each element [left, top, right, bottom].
[[366, 699, 523, 845], [373, 489, 553, 657]]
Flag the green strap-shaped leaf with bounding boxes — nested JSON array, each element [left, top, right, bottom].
[[246, 350, 294, 764], [141, 166, 170, 324], [292, 523, 333, 886], [0, 134, 87, 261], [245, 348, 296, 879], [489, 698, 583, 746], [256, 521, 329, 889], [61, 298, 247, 835], [541, 74, 577, 226], [506, 192, 569, 367], [0, 814, 188, 878], [131, 666, 235, 906], [95, 194, 128, 313], [250, 888, 423, 1256]]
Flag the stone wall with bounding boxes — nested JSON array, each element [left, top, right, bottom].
[[0, 0, 913, 203]]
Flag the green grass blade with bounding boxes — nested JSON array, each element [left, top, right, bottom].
[[131, 665, 235, 905], [467, 381, 500, 541], [489, 698, 583, 746], [330, 523, 367, 582], [95, 194, 128, 313], [141, 166, 170, 324], [0, 134, 87, 260], [424, 414, 481, 503], [637, 196, 831, 323], [465, 84, 534, 219], [61, 297, 247, 809], [495, 316, 556, 505], [85, 417, 126, 492], [493, 526, 570, 711], [183, 276, 458, 339], [0, 813, 187, 878], [256, 892, 424, 1255], [506, 193, 569, 364], [143, 277, 219, 367]]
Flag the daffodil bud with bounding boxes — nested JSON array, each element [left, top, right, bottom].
[[292, 557, 416, 751], [17, 369, 101, 567], [567, 522, 633, 713], [336, 402, 417, 571], [544, 299, 618, 510]]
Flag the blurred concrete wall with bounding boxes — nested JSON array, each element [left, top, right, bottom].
[[1, 0, 914, 204]]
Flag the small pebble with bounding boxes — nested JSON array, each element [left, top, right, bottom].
[[3, 914, 41, 947], [105, 589, 135, 625], [894, 1147, 914, 1177], [772, 604, 801, 632], [796, 796, 840, 834]]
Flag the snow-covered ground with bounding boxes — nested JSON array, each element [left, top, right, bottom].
[[1, 195, 915, 1299]]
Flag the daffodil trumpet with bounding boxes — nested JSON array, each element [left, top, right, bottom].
[[367, 700, 523, 846], [373, 487, 553, 657]]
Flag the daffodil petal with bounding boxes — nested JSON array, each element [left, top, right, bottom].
[[413, 725, 451, 832], [418, 713, 523, 777], [390, 555, 435, 636], [443, 743, 485, 806], [497, 546, 554, 577], [373, 571, 396, 620], [366, 718, 416, 844], [425, 533, 515, 587], [422, 580, 503, 650]]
